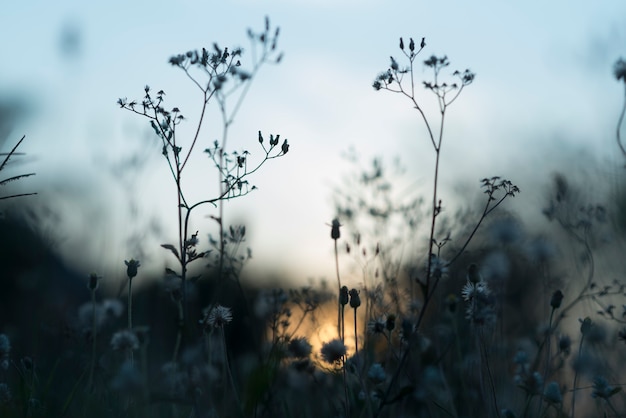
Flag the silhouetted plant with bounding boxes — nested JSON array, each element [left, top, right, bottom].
[[118, 17, 288, 365], [614, 58, 626, 159], [0, 135, 36, 202]]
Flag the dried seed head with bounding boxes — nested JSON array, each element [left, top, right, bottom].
[[200, 305, 233, 328], [88, 273, 101, 291], [124, 259, 141, 279], [349, 289, 361, 309], [330, 218, 341, 240], [339, 286, 349, 306], [320, 339, 346, 364], [550, 290, 563, 309], [288, 337, 312, 358]]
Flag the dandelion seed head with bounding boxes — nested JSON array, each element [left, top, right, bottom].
[[200, 305, 233, 328], [461, 280, 490, 301]]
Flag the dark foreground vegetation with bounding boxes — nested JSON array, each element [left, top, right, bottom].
[[1, 19, 626, 418]]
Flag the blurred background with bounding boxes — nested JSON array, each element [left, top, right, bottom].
[[1, 0, 626, 290]]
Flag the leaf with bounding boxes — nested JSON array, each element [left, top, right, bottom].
[[161, 244, 180, 259]]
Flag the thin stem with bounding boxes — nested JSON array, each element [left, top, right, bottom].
[[616, 84, 626, 158], [335, 239, 342, 339], [127, 277, 134, 365], [220, 326, 244, 418], [353, 308, 359, 357], [537, 308, 556, 418], [571, 335, 585, 418], [88, 289, 97, 390], [479, 328, 500, 418]]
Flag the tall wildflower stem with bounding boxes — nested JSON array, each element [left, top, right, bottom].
[[331, 219, 342, 339], [478, 328, 499, 417], [219, 326, 244, 418], [614, 59, 626, 157], [571, 317, 592, 418], [88, 286, 97, 390]]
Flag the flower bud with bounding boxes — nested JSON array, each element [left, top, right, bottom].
[[550, 290, 563, 309], [349, 289, 361, 309], [330, 218, 341, 240], [124, 259, 141, 280], [339, 286, 349, 306], [88, 273, 101, 291]]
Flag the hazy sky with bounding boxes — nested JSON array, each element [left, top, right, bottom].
[[1, 1, 625, 288]]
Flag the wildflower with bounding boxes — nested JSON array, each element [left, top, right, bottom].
[[428, 255, 448, 280], [320, 339, 346, 364], [288, 337, 312, 358], [550, 290, 563, 309], [110, 330, 140, 351], [330, 218, 341, 240], [0, 382, 11, 404], [558, 335, 571, 356], [367, 318, 386, 334], [200, 305, 233, 328], [614, 58, 626, 83], [461, 280, 490, 301], [124, 259, 141, 279], [0, 334, 10, 370], [102, 298, 124, 318], [591, 376, 621, 399], [349, 288, 361, 308], [543, 381, 562, 404], [87, 273, 101, 291], [339, 286, 349, 306], [367, 363, 387, 384], [579, 317, 593, 336]]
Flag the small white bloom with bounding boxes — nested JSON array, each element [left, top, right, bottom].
[[110, 330, 140, 351], [368, 363, 387, 384], [200, 305, 233, 328]]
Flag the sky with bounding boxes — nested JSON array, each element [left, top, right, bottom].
[[1, 1, 626, 290]]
